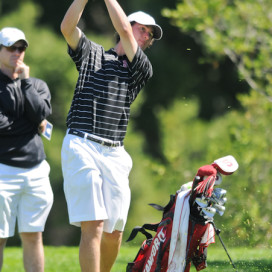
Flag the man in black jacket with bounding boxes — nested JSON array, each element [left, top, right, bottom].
[[0, 27, 53, 272]]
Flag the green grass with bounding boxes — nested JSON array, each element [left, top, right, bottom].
[[2, 245, 272, 271]]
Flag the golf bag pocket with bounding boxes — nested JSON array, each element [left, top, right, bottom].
[[127, 238, 153, 272], [191, 247, 207, 271]]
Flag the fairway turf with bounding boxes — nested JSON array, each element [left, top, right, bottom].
[[2, 246, 272, 271]]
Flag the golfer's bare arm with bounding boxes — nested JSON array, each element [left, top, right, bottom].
[[60, 0, 88, 50], [104, 0, 138, 62]]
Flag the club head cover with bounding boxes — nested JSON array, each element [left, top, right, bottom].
[[196, 165, 217, 178], [212, 155, 239, 175], [192, 165, 217, 198]]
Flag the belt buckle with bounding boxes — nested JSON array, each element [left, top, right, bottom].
[[107, 141, 115, 147], [112, 142, 119, 147], [100, 139, 119, 147]]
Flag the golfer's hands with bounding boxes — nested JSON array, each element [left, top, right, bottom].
[[15, 61, 30, 79], [38, 119, 47, 134]]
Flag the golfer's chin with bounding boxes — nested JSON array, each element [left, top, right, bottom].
[[139, 43, 149, 51]]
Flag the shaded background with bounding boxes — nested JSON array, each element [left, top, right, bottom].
[[1, 0, 271, 248]]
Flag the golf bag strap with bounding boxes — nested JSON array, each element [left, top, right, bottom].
[[126, 223, 159, 242], [149, 194, 176, 212], [149, 203, 164, 211]]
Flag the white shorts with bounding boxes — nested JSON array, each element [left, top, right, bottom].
[[61, 131, 133, 233], [0, 160, 53, 238]]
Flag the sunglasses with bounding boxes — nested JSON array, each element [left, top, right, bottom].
[[4, 45, 27, 53]]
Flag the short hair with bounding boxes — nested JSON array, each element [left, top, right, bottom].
[[114, 22, 154, 48], [115, 22, 136, 44]]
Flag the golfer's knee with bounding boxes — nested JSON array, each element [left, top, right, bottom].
[[20, 232, 42, 245], [102, 230, 122, 245], [81, 220, 103, 234]]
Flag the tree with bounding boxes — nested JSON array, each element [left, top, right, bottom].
[[163, 0, 272, 101], [1, 0, 250, 159], [2, 0, 271, 247], [162, 0, 272, 246]]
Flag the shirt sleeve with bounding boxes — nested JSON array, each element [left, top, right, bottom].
[[128, 46, 153, 103], [22, 78, 52, 124], [68, 33, 97, 72], [0, 110, 14, 130], [0, 77, 52, 136]]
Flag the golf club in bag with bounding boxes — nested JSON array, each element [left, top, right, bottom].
[[126, 155, 239, 272]]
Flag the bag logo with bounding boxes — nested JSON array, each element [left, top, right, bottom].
[[143, 228, 166, 272]]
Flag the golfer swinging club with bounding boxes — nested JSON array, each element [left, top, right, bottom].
[[60, 0, 162, 271]]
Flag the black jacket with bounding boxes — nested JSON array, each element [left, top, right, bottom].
[[0, 70, 52, 168]]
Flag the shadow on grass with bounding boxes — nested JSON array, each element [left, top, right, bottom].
[[208, 259, 272, 272], [115, 259, 272, 272]]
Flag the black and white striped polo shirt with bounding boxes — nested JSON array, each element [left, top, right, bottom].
[[66, 33, 153, 142]]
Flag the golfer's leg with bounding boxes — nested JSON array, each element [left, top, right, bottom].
[[20, 232, 44, 272], [80, 220, 103, 272], [100, 230, 123, 272], [0, 238, 7, 271]]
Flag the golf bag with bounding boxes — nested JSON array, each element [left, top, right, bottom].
[[126, 155, 238, 272], [126, 194, 176, 272]]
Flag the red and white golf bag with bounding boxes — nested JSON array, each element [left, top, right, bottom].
[[127, 155, 238, 272]]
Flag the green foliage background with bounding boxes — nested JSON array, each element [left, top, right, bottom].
[[1, 0, 271, 248]]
